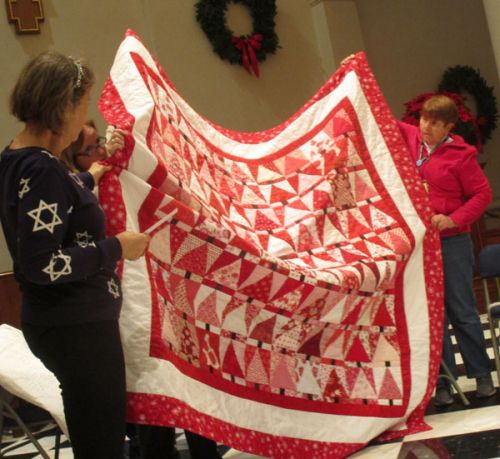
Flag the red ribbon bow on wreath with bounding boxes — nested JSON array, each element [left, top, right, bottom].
[[231, 34, 263, 77]]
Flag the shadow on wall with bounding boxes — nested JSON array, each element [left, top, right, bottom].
[[0, 225, 11, 274], [265, 9, 328, 126], [234, 11, 327, 130], [193, 5, 327, 133]]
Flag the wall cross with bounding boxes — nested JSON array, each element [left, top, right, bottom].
[[5, 0, 44, 34]]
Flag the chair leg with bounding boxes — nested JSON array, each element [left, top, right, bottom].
[[54, 429, 61, 459], [0, 398, 50, 459], [0, 405, 4, 457], [0, 387, 12, 453], [439, 360, 470, 406], [489, 316, 500, 386]]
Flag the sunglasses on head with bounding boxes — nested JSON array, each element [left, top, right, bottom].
[[74, 136, 107, 157]]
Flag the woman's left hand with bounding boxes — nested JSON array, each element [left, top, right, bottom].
[[88, 162, 112, 185], [431, 214, 457, 231], [105, 128, 126, 157]]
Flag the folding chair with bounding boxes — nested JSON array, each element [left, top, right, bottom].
[[0, 324, 67, 458], [479, 244, 500, 385], [437, 359, 470, 406], [0, 387, 60, 459]]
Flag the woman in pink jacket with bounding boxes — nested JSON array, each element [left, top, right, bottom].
[[398, 95, 495, 406]]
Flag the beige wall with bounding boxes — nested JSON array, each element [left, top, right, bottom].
[[354, 0, 500, 225], [143, 1, 327, 131], [1, 0, 500, 272]]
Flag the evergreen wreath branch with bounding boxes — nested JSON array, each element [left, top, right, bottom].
[[195, 0, 279, 76], [438, 65, 498, 144]]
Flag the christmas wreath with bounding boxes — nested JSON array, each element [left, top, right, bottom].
[[438, 65, 498, 144], [402, 66, 498, 151], [195, 0, 279, 77]]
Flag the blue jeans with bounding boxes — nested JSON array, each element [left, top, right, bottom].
[[441, 234, 491, 379]]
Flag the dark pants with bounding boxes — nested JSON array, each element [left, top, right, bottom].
[[137, 424, 222, 459], [22, 320, 126, 459], [441, 234, 492, 379]]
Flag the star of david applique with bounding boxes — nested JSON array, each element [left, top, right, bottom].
[[67, 206, 73, 214], [74, 231, 96, 248], [18, 178, 31, 199], [69, 173, 85, 188], [42, 250, 72, 282], [107, 278, 120, 299], [27, 199, 63, 234]]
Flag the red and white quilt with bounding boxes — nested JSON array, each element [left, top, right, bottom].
[[98, 30, 443, 458]]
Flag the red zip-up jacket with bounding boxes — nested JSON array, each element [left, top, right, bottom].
[[397, 121, 492, 237]]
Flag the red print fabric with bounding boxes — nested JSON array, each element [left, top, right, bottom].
[[98, 30, 443, 458]]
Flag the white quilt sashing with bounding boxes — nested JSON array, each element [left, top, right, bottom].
[[97, 30, 443, 459]]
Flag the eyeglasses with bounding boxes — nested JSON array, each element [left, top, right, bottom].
[[74, 136, 107, 157]]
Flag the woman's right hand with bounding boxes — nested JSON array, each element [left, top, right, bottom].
[[116, 231, 151, 260]]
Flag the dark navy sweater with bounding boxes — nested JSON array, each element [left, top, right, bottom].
[[0, 146, 122, 326]]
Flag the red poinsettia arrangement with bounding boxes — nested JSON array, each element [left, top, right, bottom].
[[402, 90, 483, 151]]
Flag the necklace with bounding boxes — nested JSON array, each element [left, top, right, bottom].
[[415, 136, 450, 168], [416, 143, 432, 167]]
